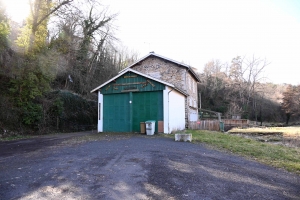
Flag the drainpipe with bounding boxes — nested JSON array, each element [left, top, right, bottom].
[[168, 88, 174, 134], [184, 70, 188, 128]]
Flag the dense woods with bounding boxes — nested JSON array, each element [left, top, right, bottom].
[[197, 57, 295, 125], [0, 0, 137, 135], [0, 0, 298, 136]]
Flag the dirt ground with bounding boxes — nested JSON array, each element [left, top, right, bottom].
[[0, 131, 299, 200]]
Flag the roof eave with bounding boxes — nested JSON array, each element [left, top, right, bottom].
[[119, 52, 200, 82], [90, 68, 175, 93]]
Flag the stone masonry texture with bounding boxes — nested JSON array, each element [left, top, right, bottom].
[[131, 56, 199, 127]]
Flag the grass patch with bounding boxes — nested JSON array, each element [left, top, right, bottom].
[[187, 130, 300, 174], [229, 127, 300, 137], [228, 127, 300, 147], [0, 135, 34, 141]]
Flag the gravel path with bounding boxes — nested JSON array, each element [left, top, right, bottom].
[[0, 132, 299, 200]]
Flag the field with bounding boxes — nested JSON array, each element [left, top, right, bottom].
[[186, 128, 300, 174], [228, 127, 300, 147]]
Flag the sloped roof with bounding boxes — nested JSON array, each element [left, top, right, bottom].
[[90, 68, 189, 96], [119, 52, 200, 82]]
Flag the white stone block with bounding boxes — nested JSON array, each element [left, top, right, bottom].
[[175, 133, 192, 142]]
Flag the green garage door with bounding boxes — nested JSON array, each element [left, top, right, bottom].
[[103, 93, 130, 132], [132, 91, 163, 133], [103, 91, 163, 132]]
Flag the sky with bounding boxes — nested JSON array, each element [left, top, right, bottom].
[[3, 0, 300, 85]]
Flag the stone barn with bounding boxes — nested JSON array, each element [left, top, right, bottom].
[[91, 52, 200, 133]]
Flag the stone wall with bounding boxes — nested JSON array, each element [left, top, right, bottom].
[[132, 56, 199, 126], [132, 57, 187, 92]]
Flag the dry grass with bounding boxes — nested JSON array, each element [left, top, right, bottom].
[[229, 126, 300, 135], [228, 127, 300, 148]]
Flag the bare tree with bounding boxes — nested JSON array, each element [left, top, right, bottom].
[[281, 85, 300, 124]]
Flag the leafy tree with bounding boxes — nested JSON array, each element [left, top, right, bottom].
[[0, 0, 138, 134], [9, 57, 54, 127], [0, 0, 10, 52], [16, 0, 50, 53]]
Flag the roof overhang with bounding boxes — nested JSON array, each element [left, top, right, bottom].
[[90, 68, 188, 96], [119, 52, 200, 82]]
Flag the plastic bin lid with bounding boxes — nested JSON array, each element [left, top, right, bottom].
[[145, 120, 156, 123]]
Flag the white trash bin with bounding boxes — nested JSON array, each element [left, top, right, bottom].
[[145, 120, 156, 135]]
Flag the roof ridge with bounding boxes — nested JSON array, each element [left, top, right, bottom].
[[118, 53, 200, 82]]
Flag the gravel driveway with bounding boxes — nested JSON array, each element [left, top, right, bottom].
[[0, 132, 299, 200]]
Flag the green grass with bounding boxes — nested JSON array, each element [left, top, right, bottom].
[[187, 130, 300, 174], [0, 135, 34, 141]]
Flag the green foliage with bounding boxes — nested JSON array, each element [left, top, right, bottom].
[[15, 22, 32, 53], [51, 98, 64, 116], [58, 90, 97, 128], [0, 94, 22, 131], [0, 0, 134, 135], [214, 106, 227, 113], [42, 90, 97, 132], [15, 0, 51, 53], [22, 102, 43, 126], [9, 65, 52, 104], [0, 0, 9, 52], [49, 32, 71, 54], [8, 55, 54, 127]]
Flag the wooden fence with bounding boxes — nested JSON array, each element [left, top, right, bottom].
[[189, 119, 249, 131], [189, 120, 220, 131], [223, 119, 249, 128]]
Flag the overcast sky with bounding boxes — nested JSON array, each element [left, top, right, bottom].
[[103, 0, 300, 85], [4, 0, 300, 85]]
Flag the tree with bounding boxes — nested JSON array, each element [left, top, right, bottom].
[[0, 0, 138, 134], [16, 0, 73, 53], [0, 0, 9, 53], [47, 0, 138, 96], [227, 56, 269, 119], [199, 55, 272, 121], [281, 85, 300, 124]]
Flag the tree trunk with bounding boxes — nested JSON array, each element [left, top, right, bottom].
[[286, 113, 291, 125]]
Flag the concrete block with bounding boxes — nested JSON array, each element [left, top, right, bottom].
[[175, 133, 192, 142]]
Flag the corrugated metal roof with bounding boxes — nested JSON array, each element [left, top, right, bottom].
[[119, 52, 200, 82]]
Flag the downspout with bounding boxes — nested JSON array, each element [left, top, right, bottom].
[[185, 69, 188, 128], [168, 88, 174, 134]]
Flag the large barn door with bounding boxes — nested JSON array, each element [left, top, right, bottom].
[[132, 91, 163, 133], [103, 93, 130, 132]]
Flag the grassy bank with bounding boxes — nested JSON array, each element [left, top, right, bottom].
[[187, 130, 300, 174], [229, 127, 300, 137]]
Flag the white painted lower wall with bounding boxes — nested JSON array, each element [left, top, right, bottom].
[[98, 91, 103, 132], [163, 86, 185, 134]]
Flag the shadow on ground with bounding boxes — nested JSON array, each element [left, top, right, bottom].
[[0, 132, 299, 199]]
